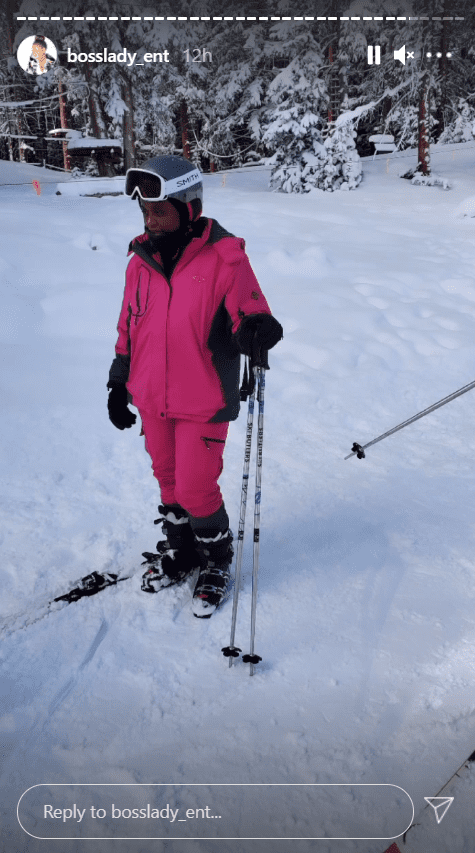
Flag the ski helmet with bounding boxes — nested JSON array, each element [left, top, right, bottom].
[[125, 155, 203, 222]]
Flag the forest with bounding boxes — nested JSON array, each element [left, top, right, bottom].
[[1, 0, 474, 192]]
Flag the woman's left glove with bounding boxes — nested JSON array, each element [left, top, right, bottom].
[[234, 313, 283, 357]]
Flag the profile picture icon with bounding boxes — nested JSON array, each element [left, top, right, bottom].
[[17, 35, 57, 76]]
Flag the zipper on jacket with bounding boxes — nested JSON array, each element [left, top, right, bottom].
[[201, 436, 226, 450], [132, 242, 171, 291]]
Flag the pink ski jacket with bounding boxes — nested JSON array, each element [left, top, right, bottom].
[[111, 218, 273, 423]]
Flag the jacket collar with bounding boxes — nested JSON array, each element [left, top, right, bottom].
[[128, 218, 211, 268]]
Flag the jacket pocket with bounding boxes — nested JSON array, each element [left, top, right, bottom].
[[201, 436, 226, 450], [131, 267, 151, 319]]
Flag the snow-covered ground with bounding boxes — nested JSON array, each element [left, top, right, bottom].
[[2, 145, 475, 853]]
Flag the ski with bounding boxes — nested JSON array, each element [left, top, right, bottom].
[[0, 571, 131, 640], [53, 570, 127, 604], [379, 750, 475, 852]]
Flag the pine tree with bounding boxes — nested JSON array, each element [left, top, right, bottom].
[[5, 0, 475, 183], [260, 20, 328, 192], [200, 15, 270, 170], [322, 119, 362, 191], [438, 98, 475, 143]]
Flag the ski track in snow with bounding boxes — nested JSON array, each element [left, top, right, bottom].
[[2, 150, 475, 851], [47, 616, 111, 717]]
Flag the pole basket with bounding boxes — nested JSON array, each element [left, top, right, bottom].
[[221, 646, 241, 658]]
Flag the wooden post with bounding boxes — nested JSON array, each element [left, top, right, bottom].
[[3, 1, 16, 161], [438, 1, 449, 136], [1, 86, 15, 161], [417, 71, 431, 175], [121, 73, 135, 172], [328, 44, 334, 125], [58, 76, 71, 172], [16, 110, 24, 161], [417, 6, 432, 176], [180, 99, 191, 160], [82, 58, 114, 176], [327, 0, 341, 127]]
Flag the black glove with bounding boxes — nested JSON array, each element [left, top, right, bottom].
[[107, 385, 137, 430], [234, 313, 283, 357]]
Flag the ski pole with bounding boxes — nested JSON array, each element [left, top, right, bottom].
[[221, 362, 256, 666], [242, 364, 265, 676], [344, 377, 475, 460]]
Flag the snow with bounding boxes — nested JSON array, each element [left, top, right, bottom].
[[368, 135, 396, 144], [2, 144, 475, 853], [49, 128, 83, 140], [66, 136, 122, 150], [0, 159, 72, 185], [55, 177, 125, 197]]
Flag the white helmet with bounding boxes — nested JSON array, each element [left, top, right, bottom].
[[125, 155, 203, 221]]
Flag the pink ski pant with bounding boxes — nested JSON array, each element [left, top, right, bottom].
[[139, 413, 229, 519]]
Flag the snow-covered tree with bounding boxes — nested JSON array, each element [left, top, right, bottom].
[[3, 0, 475, 179], [198, 19, 268, 170], [260, 22, 328, 193], [322, 119, 363, 191], [438, 98, 475, 144]]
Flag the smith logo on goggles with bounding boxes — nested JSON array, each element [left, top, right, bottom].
[[125, 168, 202, 202]]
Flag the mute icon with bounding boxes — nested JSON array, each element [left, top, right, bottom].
[[394, 45, 406, 65]]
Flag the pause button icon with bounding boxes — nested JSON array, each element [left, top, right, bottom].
[[367, 45, 381, 65]]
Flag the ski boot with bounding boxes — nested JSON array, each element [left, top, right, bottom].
[[141, 505, 201, 593], [192, 529, 234, 618]]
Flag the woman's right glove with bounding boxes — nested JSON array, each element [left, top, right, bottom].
[[234, 313, 283, 357], [107, 384, 137, 430]]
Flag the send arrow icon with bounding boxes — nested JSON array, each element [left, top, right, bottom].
[[424, 797, 454, 824]]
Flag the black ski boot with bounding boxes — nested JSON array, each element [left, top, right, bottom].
[[192, 529, 234, 618], [141, 505, 201, 593]]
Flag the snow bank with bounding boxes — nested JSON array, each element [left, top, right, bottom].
[[55, 177, 125, 196]]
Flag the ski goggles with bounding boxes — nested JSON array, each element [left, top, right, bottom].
[[125, 168, 202, 202]]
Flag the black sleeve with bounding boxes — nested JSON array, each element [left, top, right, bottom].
[[107, 353, 131, 388]]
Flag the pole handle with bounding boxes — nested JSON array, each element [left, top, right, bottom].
[[251, 330, 269, 370]]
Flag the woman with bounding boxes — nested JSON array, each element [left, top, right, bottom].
[[108, 155, 283, 617], [27, 35, 55, 75]]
